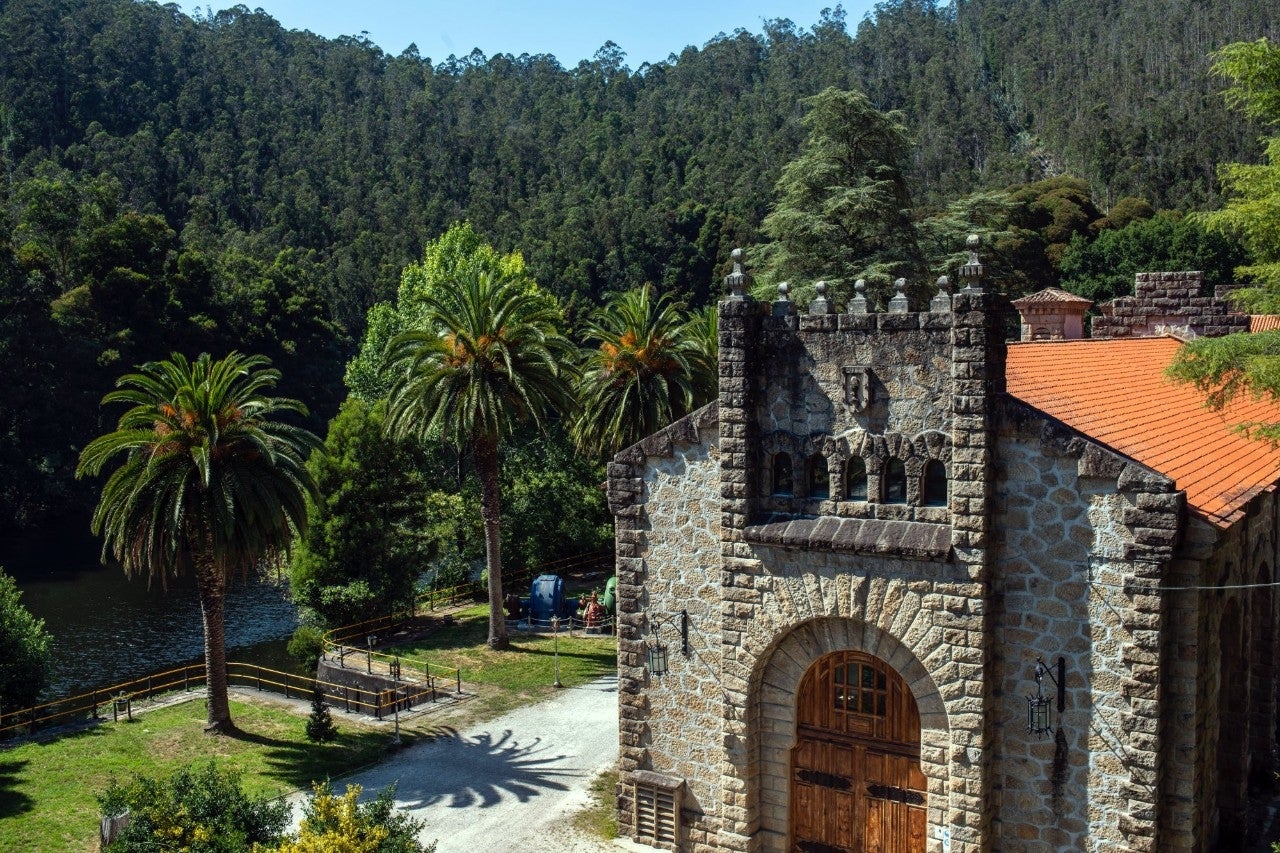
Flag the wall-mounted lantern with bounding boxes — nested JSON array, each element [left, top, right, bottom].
[[646, 610, 689, 677], [1027, 656, 1065, 738]]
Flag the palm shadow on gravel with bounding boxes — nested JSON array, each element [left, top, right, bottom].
[[373, 727, 574, 810]]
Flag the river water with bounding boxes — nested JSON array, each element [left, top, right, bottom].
[[2, 519, 301, 701]]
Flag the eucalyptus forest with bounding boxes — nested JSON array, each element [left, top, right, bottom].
[[2, 0, 1279, 569]]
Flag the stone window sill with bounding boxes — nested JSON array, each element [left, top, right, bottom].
[[744, 514, 952, 560]]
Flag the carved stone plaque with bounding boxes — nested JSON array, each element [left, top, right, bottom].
[[843, 366, 873, 412]]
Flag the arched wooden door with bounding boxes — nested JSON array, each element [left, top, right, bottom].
[[790, 651, 926, 853]]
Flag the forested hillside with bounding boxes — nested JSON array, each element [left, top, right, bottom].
[[0, 0, 1276, 531]]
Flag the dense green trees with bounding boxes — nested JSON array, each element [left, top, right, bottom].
[[280, 782, 432, 853], [1059, 213, 1246, 304], [757, 87, 926, 304], [2, 0, 1277, 537], [99, 762, 290, 852], [383, 270, 575, 650], [289, 399, 435, 628], [345, 223, 531, 402], [98, 764, 429, 853], [76, 352, 320, 732], [0, 568, 52, 712], [1199, 38, 1280, 302], [1169, 38, 1280, 440]]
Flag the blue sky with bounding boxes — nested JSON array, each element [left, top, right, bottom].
[[171, 1, 877, 67]]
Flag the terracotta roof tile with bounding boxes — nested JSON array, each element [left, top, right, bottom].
[[1251, 315, 1280, 332], [1011, 287, 1094, 307], [1005, 337, 1280, 527]]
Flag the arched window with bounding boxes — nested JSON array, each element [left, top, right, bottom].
[[772, 453, 794, 496], [921, 460, 948, 507], [845, 457, 867, 500], [883, 459, 906, 504], [807, 454, 829, 499]]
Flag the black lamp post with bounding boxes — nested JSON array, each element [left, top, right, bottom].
[[552, 616, 563, 688]]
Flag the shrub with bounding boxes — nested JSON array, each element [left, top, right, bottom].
[[275, 781, 434, 853], [0, 567, 53, 711], [305, 685, 337, 744], [287, 625, 326, 671], [98, 761, 289, 852]]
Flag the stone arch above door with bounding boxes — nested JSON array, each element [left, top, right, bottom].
[[751, 618, 949, 852]]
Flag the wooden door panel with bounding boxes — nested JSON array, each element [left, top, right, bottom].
[[791, 651, 925, 853]]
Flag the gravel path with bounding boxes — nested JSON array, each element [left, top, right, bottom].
[[295, 674, 622, 852]]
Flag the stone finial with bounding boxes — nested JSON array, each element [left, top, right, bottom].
[[960, 234, 984, 293], [847, 279, 869, 314], [888, 278, 909, 313], [773, 281, 793, 317], [930, 275, 952, 313], [809, 280, 832, 315], [723, 248, 753, 301]]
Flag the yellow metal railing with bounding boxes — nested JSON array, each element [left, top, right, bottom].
[[0, 549, 612, 740]]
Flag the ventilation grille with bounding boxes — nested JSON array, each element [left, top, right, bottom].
[[633, 772, 682, 847]]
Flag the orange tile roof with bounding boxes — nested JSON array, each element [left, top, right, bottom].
[[1251, 315, 1280, 332], [1005, 336, 1280, 527]]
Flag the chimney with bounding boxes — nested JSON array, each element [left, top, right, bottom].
[[1011, 288, 1093, 341]]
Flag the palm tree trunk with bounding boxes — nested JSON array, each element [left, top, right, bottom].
[[475, 435, 509, 650], [195, 556, 234, 733]]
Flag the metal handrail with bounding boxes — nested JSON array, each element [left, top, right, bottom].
[[0, 659, 468, 739]]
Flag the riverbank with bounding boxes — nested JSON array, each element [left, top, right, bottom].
[[5, 524, 300, 700]]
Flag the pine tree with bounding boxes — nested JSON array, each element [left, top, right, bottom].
[[306, 685, 338, 743]]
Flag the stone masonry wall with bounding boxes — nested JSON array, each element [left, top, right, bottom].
[[993, 405, 1179, 851], [753, 307, 956, 525], [636, 429, 724, 820], [743, 549, 974, 852], [1092, 271, 1249, 340], [608, 404, 723, 850], [713, 286, 1005, 853], [1162, 495, 1280, 851]]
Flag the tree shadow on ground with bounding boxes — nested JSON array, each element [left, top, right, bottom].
[[227, 724, 411, 792], [515, 646, 615, 666], [0, 758, 32, 818], [398, 616, 489, 654], [362, 727, 576, 810]]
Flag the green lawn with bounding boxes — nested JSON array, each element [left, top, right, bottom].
[[0, 606, 617, 853], [391, 605, 617, 695], [0, 698, 412, 853], [572, 767, 619, 841]]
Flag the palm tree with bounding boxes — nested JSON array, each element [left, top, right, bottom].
[[77, 352, 319, 733], [684, 303, 719, 403], [383, 269, 574, 650], [572, 284, 713, 457]]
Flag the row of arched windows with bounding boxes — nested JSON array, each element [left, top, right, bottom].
[[770, 452, 948, 507]]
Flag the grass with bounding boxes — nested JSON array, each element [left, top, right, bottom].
[[0, 697, 415, 853], [0, 604, 618, 852], [390, 604, 617, 697], [572, 767, 619, 841]]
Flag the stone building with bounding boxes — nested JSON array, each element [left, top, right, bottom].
[[607, 250, 1280, 852]]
